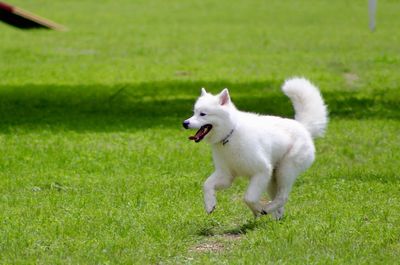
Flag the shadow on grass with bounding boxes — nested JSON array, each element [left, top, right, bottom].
[[197, 219, 261, 237], [0, 80, 399, 133]]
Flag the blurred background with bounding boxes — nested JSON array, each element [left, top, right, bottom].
[[1, 0, 399, 86]]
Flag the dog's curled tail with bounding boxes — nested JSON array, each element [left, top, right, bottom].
[[282, 77, 328, 138]]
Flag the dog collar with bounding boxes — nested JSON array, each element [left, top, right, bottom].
[[221, 128, 235, 145]]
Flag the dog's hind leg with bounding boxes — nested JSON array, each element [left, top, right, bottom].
[[261, 163, 295, 217], [262, 151, 312, 217], [203, 171, 233, 214], [266, 177, 285, 220], [261, 138, 315, 218], [244, 167, 272, 217]]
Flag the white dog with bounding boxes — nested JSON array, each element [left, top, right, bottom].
[[183, 78, 328, 220]]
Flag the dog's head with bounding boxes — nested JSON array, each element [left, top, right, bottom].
[[183, 88, 233, 143]]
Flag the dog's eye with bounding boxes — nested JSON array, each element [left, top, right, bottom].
[[200, 112, 207, 116]]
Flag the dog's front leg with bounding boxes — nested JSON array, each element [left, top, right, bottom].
[[203, 172, 233, 214]]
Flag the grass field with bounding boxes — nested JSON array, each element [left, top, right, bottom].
[[1, 0, 400, 264]]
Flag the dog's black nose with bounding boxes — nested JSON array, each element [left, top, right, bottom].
[[182, 121, 190, 129]]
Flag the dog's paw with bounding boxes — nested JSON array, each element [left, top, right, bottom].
[[205, 204, 216, 214], [204, 196, 216, 214], [271, 207, 284, 221], [260, 209, 268, 215], [205, 200, 216, 214], [250, 208, 266, 218]]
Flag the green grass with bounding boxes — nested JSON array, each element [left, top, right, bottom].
[[1, 0, 399, 264]]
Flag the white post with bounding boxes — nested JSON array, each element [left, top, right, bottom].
[[369, 0, 377, 31]]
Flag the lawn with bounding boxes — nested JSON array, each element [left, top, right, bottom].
[[0, 0, 399, 264]]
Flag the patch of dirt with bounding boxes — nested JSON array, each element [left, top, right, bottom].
[[190, 234, 242, 253], [343, 72, 359, 87], [175, 70, 192, 76], [191, 242, 225, 253]]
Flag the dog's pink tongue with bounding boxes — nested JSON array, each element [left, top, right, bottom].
[[188, 128, 203, 142], [188, 135, 197, 141], [188, 134, 200, 142]]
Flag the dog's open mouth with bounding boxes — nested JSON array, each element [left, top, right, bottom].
[[189, 124, 213, 143]]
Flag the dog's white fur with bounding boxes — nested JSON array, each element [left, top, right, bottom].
[[184, 78, 328, 219]]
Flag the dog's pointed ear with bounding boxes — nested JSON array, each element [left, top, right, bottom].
[[201, 87, 207, 96], [219, 88, 230, 105]]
